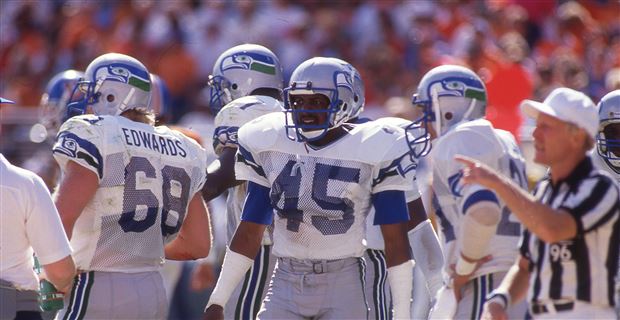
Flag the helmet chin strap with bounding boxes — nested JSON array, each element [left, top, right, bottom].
[[224, 88, 233, 103], [300, 129, 325, 140], [462, 98, 477, 121], [431, 86, 442, 136], [433, 90, 478, 136], [117, 87, 136, 115]]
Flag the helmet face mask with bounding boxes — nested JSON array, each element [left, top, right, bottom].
[[66, 53, 152, 119], [208, 44, 283, 114], [596, 90, 620, 173], [207, 74, 233, 114], [39, 70, 85, 133], [149, 74, 172, 123], [283, 57, 364, 142]]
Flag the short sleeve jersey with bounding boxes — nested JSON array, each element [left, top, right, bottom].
[[431, 119, 527, 278], [235, 112, 416, 260], [53, 115, 207, 272], [363, 117, 423, 250], [213, 95, 284, 245], [520, 157, 620, 306]]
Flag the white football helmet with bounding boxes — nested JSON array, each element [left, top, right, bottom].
[[284, 57, 365, 142], [344, 60, 365, 120], [208, 44, 284, 114], [67, 53, 152, 117], [39, 69, 84, 132], [596, 90, 620, 174], [409, 64, 487, 155]]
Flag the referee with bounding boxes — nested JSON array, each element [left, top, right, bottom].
[[455, 87, 620, 319]]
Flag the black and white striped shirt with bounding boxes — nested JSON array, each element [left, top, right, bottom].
[[520, 156, 620, 307]]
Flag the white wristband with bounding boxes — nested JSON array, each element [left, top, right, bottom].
[[205, 247, 253, 310], [455, 256, 476, 275], [387, 260, 415, 319]]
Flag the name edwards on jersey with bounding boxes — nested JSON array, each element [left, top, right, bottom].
[[121, 127, 187, 157]]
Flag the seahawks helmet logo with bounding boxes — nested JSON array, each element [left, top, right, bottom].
[[92, 63, 151, 92], [437, 78, 486, 102], [221, 52, 276, 75]]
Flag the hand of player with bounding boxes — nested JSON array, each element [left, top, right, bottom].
[[480, 301, 508, 320], [191, 262, 216, 291], [450, 255, 492, 301], [203, 304, 224, 320], [454, 155, 501, 190]]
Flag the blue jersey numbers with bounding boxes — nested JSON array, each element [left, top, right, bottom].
[[270, 160, 360, 235], [434, 158, 526, 241], [119, 156, 191, 237]]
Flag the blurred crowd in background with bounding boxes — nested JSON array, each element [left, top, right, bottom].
[[1, 1, 619, 318], [2, 0, 620, 127]]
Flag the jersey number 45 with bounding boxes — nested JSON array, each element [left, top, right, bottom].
[[270, 160, 360, 236]]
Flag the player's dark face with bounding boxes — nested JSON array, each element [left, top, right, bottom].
[[603, 122, 620, 155], [290, 93, 330, 131]]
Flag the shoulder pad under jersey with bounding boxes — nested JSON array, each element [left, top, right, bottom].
[[338, 120, 412, 165], [434, 119, 505, 170], [52, 115, 113, 180], [236, 112, 286, 154], [213, 96, 284, 154]]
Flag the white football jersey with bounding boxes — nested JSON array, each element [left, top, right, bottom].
[[235, 112, 417, 260], [364, 117, 423, 250], [431, 119, 526, 278], [53, 115, 207, 273], [213, 95, 284, 245]]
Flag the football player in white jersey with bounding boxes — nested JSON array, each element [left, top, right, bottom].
[[199, 44, 285, 320], [364, 117, 444, 320], [342, 67, 443, 318], [407, 65, 528, 319], [593, 90, 620, 182], [592, 90, 620, 318], [52, 53, 212, 319], [204, 57, 415, 319]]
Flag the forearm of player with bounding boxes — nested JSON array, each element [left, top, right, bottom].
[[206, 221, 265, 309], [381, 222, 412, 267], [408, 219, 444, 295], [380, 222, 415, 318], [165, 194, 212, 260], [492, 175, 577, 243], [206, 247, 254, 309], [53, 161, 98, 239], [488, 255, 531, 309], [457, 200, 500, 275], [202, 148, 242, 202], [42, 255, 76, 293]]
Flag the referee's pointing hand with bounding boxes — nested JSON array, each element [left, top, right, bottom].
[[454, 155, 502, 190]]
